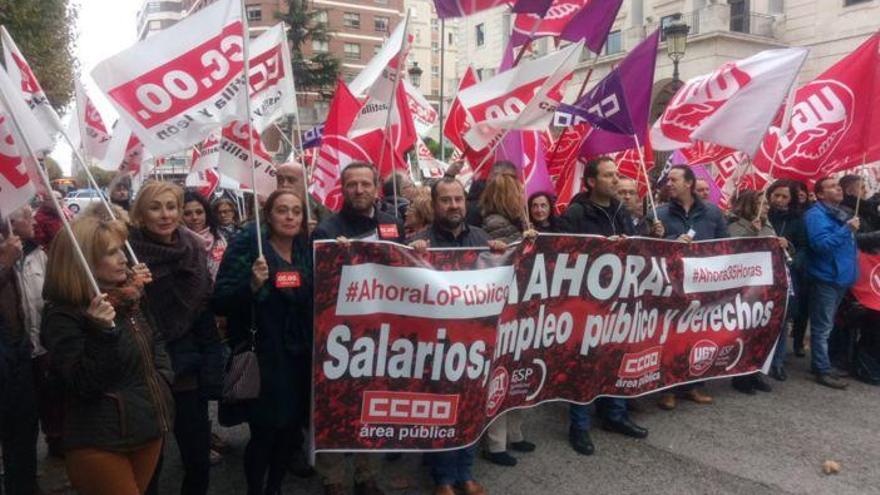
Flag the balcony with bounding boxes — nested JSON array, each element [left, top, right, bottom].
[[676, 9, 776, 39]]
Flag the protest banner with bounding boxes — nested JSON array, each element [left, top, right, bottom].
[[312, 235, 788, 452]]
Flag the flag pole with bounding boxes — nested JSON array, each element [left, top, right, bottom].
[[57, 128, 140, 264], [545, 50, 603, 167], [632, 133, 658, 221], [855, 152, 868, 217], [439, 18, 446, 164], [377, 9, 411, 218], [0, 92, 104, 303], [272, 122, 314, 227], [239, 0, 263, 257]]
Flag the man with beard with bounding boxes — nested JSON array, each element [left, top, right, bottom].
[[410, 176, 503, 495], [312, 162, 404, 245], [558, 157, 658, 457], [312, 162, 399, 495]]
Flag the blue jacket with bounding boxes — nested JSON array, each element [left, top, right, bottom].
[[653, 198, 728, 241], [804, 202, 858, 287]]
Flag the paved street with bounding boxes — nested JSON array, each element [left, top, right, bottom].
[[33, 351, 880, 495]]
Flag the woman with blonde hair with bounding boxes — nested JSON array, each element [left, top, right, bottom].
[[128, 181, 224, 495], [41, 215, 173, 495], [478, 163, 536, 467], [404, 190, 434, 239]]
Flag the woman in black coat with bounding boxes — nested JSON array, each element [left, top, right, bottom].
[[212, 190, 313, 495]]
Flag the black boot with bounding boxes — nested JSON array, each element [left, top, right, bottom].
[[568, 427, 595, 456], [603, 417, 648, 439]]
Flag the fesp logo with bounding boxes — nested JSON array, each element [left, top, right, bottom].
[[766, 80, 855, 178], [485, 367, 509, 417], [689, 340, 719, 377], [660, 62, 752, 143]]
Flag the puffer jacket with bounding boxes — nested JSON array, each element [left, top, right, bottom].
[[482, 213, 524, 243], [559, 193, 636, 236], [41, 299, 174, 452]]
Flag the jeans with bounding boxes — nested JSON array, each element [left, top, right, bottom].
[[0, 341, 38, 495], [809, 280, 848, 375], [771, 321, 787, 370], [792, 270, 810, 351], [569, 398, 628, 431], [428, 446, 476, 486]]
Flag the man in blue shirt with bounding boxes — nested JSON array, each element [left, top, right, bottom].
[[803, 176, 860, 389]]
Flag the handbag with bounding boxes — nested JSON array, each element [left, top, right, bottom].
[[222, 307, 260, 403]]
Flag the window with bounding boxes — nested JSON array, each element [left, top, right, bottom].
[[145, 2, 162, 13], [844, 0, 871, 5], [432, 65, 440, 77], [246, 5, 261, 22], [729, 0, 750, 33], [431, 18, 439, 30], [344, 42, 361, 60], [149, 20, 162, 30], [448, 32, 454, 46], [432, 41, 439, 52], [604, 30, 622, 55], [475, 68, 483, 80], [374, 16, 389, 33], [374, 44, 382, 55], [314, 101, 330, 119], [631, 0, 644, 27], [343, 12, 360, 29], [312, 40, 329, 52], [475, 23, 485, 46], [315, 10, 328, 25]]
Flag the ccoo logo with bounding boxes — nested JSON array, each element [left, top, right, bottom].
[[765, 80, 854, 178]]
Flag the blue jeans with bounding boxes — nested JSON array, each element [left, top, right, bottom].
[[428, 446, 475, 486], [771, 318, 787, 369], [569, 398, 627, 431], [809, 280, 848, 375]]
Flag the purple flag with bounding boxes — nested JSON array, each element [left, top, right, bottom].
[[495, 130, 555, 196], [557, 71, 633, 134], [559, 0, 624, 53], [577, 29, 660, 157], [511, 0, 554, 13], [690, 162, 723, 205]]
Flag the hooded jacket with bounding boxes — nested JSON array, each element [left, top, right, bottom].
[[804, 201, 858, 287], [559, 192, 636, 236]]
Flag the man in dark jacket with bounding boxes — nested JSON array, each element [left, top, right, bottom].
[[411, 176, 497, 495], [0, 228, 39, 495], [558, 157, 652, 457], [804, 176, 859, 389], [312, 162, 404, 245], [312, 161, 392, 495], [651, 165, 726, 410]]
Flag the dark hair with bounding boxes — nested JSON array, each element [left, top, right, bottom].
[[183, 190, 220, 238], [211, 197, 240, 226], [383, 172, 409, 198], [766, 179, 796, 210], [491, 160, 518, 177], [430, 176, 465, 202], [583, 156, 615, 192], [814, 176, 834, 195], [341, 161, 378, 185], [669, 165, 696, 194], [262, 189, 305, 237], [528, 192, 557, 225], [839, 174, 861, 196]]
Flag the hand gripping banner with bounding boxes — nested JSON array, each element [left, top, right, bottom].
[[313, 235, 788, 452]]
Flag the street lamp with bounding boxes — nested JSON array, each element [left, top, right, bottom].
[[408, 61, 423, 88], [664, 15, 690, 85]]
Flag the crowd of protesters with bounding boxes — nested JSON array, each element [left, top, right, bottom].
[[1, 155, 878, 495]]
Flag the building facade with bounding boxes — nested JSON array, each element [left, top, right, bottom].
[[137, 0, 187, 40]]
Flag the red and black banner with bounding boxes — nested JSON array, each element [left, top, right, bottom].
[[312, 235, 788, 452]]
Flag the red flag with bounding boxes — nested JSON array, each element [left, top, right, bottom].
[[352, 80, 416, 179], [609, 136, 653, 198], [309, 80, 365, 212], [852, 251, 880, 311], [756, 33, 880, 184], [444, 67, 479, 152]]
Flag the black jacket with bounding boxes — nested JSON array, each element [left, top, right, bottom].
[[769, 208, 808, 269], [41, 301, 174, 452], [312, 204, 405, 243], [412, 223, 491, 248], [213, 227, 312, 428], [840, 199, 880, 253], [559, 193, 636, 236]]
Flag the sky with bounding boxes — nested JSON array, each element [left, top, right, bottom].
[[50, 0, 143, 174]]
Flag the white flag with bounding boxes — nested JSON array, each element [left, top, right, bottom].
[[348, 20, 408, 98], [0, 26, 62, 135], [415, 135, 447, 178], [458, 41, 583, 150], [99, 121, 145, 175], [0, 65, 52, 153], [75, 80, 111, 161], [249, 23, 298, 133], [91, 0, 247, 156], [652, 47, 808, 158], [218, 121, 276, 197], [404, 80, 439, 137], [190, 131, 221, 174]]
